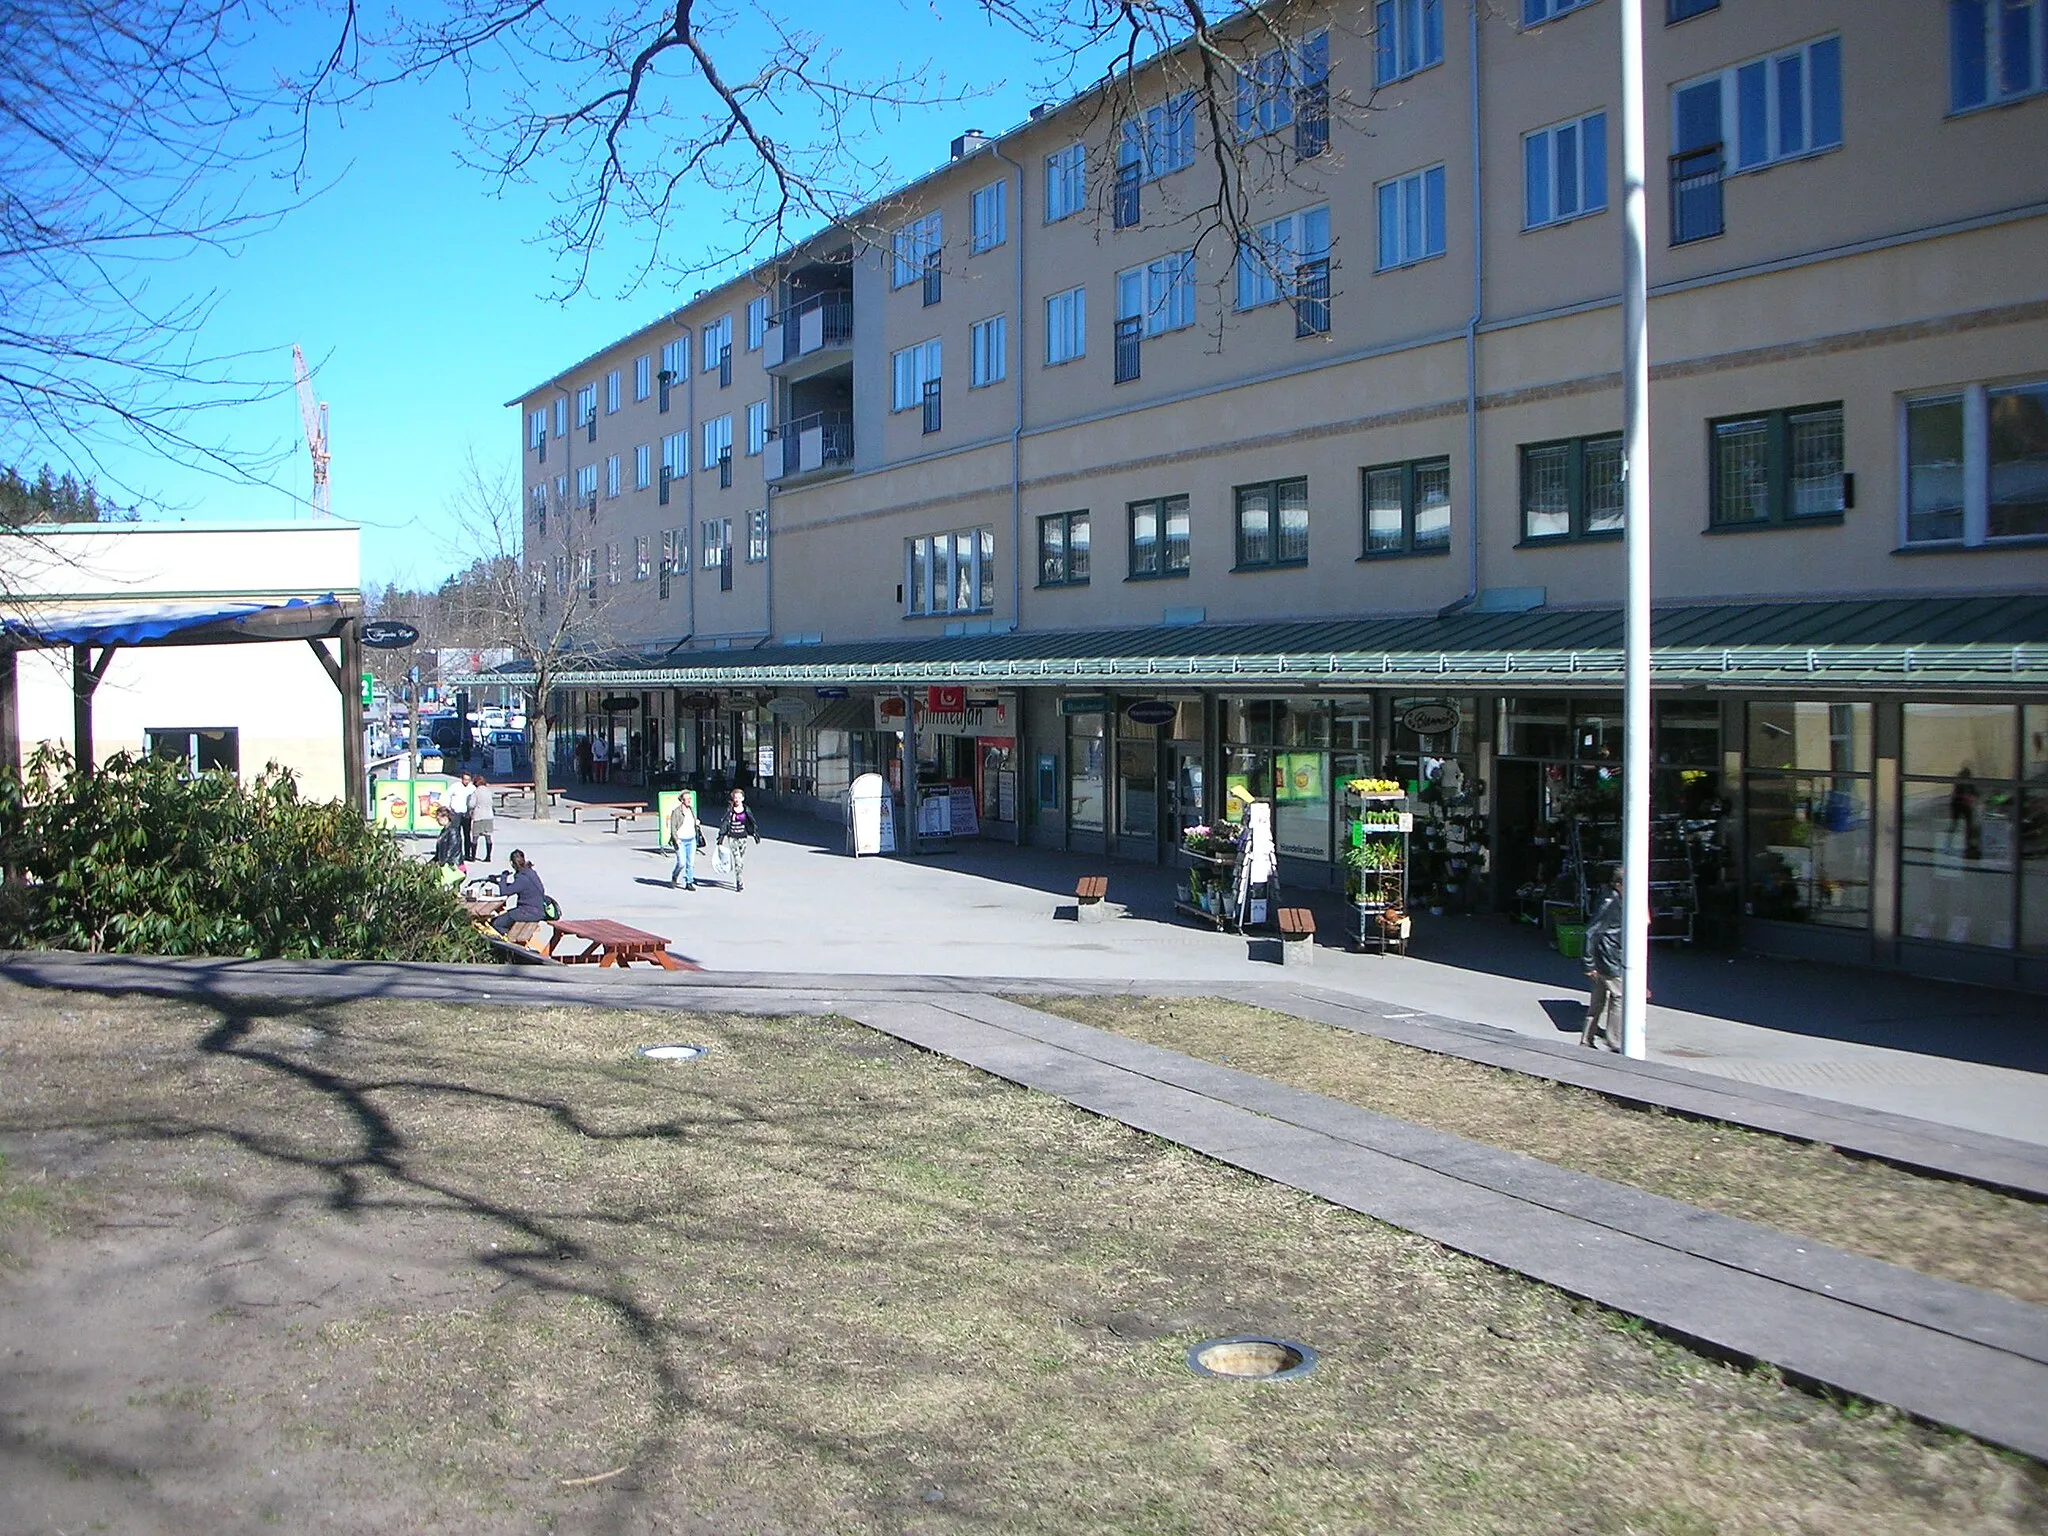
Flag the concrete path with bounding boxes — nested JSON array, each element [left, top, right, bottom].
[[468, 803, 2048, 1145]]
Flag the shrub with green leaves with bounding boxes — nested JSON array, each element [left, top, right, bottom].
[[0, 747, 488, 961]]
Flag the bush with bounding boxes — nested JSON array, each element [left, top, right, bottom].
[[0, 747, 489, 961]]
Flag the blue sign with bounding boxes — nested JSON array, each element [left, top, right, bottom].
[[1060, 695, 1110, 716], [815, 687, 850, 699], [1124, 699, 1179, 727]]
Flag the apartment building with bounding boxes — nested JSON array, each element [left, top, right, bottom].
[[511, 0, 2048, 988]]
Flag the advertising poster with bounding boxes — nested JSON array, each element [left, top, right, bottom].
[[917, 784, 953, 837], [949, 785, 980, 838], [1278, 753, 1324, 802], [411, 777, 453, 828], [1223, 771, 1252, 820], [373, 780, 416, 833]]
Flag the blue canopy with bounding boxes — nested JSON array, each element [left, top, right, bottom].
[[0, 595, 345, 649]]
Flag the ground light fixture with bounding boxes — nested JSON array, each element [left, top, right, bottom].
[[1186, 1336, 1317, 1381], [638, 1043, 710, 1062]]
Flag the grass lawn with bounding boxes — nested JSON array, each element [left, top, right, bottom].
[[1020, 994, 2048, 1307], [0, 978, 2039, 1534]]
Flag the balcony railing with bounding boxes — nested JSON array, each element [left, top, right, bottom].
[[768, 409, 854, 482], [921, 251, 941, 307], [765, 293, 853, 369], [718, 344, 732, 387], [1113, 316, 1142, 383], [1294, 83, 1329, 159], [718, 447, 733, 489], [921, 379, 941, 435], [535, 435, 546, 463], [1670, 142, 1724, 245], [1294, 257, 1331, 337]]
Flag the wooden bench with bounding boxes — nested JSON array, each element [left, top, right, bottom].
[[1074, 875, 1109, 922], [472, 917, 558, 965], [544, 918, 697, 970], [562, 799, 648, 826], [1277, 907, 1316, 966]]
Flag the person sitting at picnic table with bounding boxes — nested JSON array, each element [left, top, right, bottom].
[[491, 850, 548, 935]]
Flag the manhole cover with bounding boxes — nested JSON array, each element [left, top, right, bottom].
[[1187, 1336, 1316, 1381], [638, 1044, 709, 1062]]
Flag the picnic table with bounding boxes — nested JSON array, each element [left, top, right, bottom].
[[543, 918, 695, 970], [492, 782, 565, 807], [562, 799, 652, 831]]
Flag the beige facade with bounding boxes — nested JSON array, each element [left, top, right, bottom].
[[514, 0, 2048, 987]]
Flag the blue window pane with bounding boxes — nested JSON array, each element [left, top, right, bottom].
[[1378, 182, 1399, 269], [1300, 30, 1330, 85], [1301, 205, 1331, 259], [1674, 79, 1721, 153], [1556, 123, 1579, 215], [1777, 54, 1805, 156], [1523, 0, 1543, 22], [1403, 176, 1423, 261], [1951, 0, 1989, 109], [1424, 0, 1443, 65], [2000, 0, 2034, 93], [1582, 112, 1608, 211], [1525, 133, 1551, 227], [1810, 36, 1842, 147], [1736, 61, 1769, 166], [1375, 0, 1396, 83], [1424, 166, 1446, 255]]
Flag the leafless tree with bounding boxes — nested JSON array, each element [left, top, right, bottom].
[[0, 1, 309, 516], [444, 453, 623, 815]]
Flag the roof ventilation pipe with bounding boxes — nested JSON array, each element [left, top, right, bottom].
[[951, 129, 990, 160]]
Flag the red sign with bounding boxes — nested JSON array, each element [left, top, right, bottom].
[[927, 685, 965, 713]]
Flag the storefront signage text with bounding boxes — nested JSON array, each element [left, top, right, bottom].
[[874, 693, 1011, 737], [1400, 701, 1462, 736], [361, 620, 420, 650], [1060, 695, 1110, 716], [1123, 699, 1179, 727]]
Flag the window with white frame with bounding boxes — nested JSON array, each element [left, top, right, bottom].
[[1235, 32, 1327, 139], [606, 370, 621, 413], [702, 517, 731, 567], [1236, 206, 1330, 309], [528, 408, 547, 448], [553, 398, 566, 437], [660, 338, 687, 380], [576, 551, 594, 596], [746, 296, 770, 350], [1951, 0, 2047, 110], [1905, 378, 2048, 545], [634, 535, 652, 581], [605, 541, 620, 585], [1525, 112, 1608, 228], [661, 432, 687, 481], [891, 212, 942, 287], [1119, 92, 1196, 182], [891, 340, 942, 411], [1376, 165, 1447, 269], [1045, 286, 1086, 364], [555, 473, 566, 503], [903, 526, 996, 616], [971, 180, 1007, 253], [702, 414, 732, 469], [701, 316, 731, 371], [746, 400, 769, 456], [605, 454, 621, 498], [635, 354, 652, 400], [556, 553, 569, 593], [1674, 35, 1843, 176], [1375, 0, 1444, 85], [1045, 143, 1086, 222], [1523, 0, 1596, 23], [747, 508, 769, 562], [971, 315, 1008, 388], [576, 463, 599, 505], [529, 483, 547, 523], [576, 383, 597, 426], [635, 443, 652, 489], [1118, 252, 1196, 335]]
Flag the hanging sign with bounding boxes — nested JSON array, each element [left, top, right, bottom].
[[362, 620, 420, 650], [1061, 695, 1110, 716], [815, 686, 850, 699], [927, 685, 966, 713], [680, 692, 718, 711], [601, 695, 641, 713], [1124, 699, 1179, 727], [1400, 701, 1462, 736], [873, 694, 1010, 736]]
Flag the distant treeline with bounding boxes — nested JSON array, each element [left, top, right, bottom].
[[0, 464, 131, 525]]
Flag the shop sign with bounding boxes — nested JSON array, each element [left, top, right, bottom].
[[600, 694, 640, 713], [1061, 695, 1110, 716], [767, 696, 811, 718], [680, 692, 718, 711], [927, 685, 965, 713], [873, 693, 1010, 736], [1124, 699, 1179, 727], [361, 620, 420, 650], [1400, 701, 1462, 736], [814, 687, 850, 699]]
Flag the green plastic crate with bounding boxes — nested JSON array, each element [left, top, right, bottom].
[[1554, 923, 1586, 961]]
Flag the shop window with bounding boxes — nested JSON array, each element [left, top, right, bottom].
[[1224, 697, 1330, 748], [1744, 702, 1872, 930], [1068, 712, 1106, 832], [1905, 380, 2048, 545], [1118, 724, 1159, 839], [1500, 697, 1572, 759], [2026, 705, 2048, 954], [1900, 703, 2022, 949]]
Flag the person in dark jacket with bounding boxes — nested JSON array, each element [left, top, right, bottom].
[[492, 850, 548, 934], [1581, 866, 1625, 1050], [431, 807, 463, 868]]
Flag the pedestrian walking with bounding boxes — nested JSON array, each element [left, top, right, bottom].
[[717, 788, 762, 891], [1581, 867, 1625, 1050], [573, 735, 592, 785], [470, 781, 495, 863], [591, 733, 610, 785], [667, 792, 702, 890]]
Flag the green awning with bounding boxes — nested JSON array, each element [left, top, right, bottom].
[[490, 595, 2048, 693]]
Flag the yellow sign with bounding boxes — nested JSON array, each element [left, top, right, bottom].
[[655, 789, 698, 848], [373, 782, 414, 832]]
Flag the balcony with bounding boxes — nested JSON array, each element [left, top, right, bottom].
[[1670, 143, 1724, 246], [765, 292, 853, 379], [766, 410, 854, 485]]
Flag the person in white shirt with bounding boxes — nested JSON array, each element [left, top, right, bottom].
[[591, 734, 610, 785], [445, 774, 474, 861]]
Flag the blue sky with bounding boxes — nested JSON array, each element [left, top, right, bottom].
[[110, 3, 1095, 593]]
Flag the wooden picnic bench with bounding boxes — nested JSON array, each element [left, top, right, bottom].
[[1074, 874, 1110, 922], [562, 799, 650, 829], [494, 782, 565, 807], [468, 912, 558, 965], [543, 918, 696, 970], [1277, 907, 1316, 966]]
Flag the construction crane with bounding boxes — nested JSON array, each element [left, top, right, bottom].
[[292, 344, 331, 519]]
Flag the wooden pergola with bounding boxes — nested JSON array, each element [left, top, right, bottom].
[[0, 596, 367, 812]]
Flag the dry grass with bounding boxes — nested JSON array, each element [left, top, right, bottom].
[[1022, 994, 2048, 1306], [0, 979, 2039, 1534]]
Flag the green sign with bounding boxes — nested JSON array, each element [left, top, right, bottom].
[[361, 671, 374, 707], [1060, 695, 1110, 716]]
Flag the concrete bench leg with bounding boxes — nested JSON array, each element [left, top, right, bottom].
[[1281, 934, 1314, 966], [1076, 898, 1107, 924]]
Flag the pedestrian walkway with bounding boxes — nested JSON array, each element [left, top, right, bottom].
[[467, 801, 2048, 1146], [7, 948, 2045, 1461]]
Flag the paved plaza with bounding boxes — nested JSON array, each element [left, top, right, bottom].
[[471, 798, 2048, 1147]]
